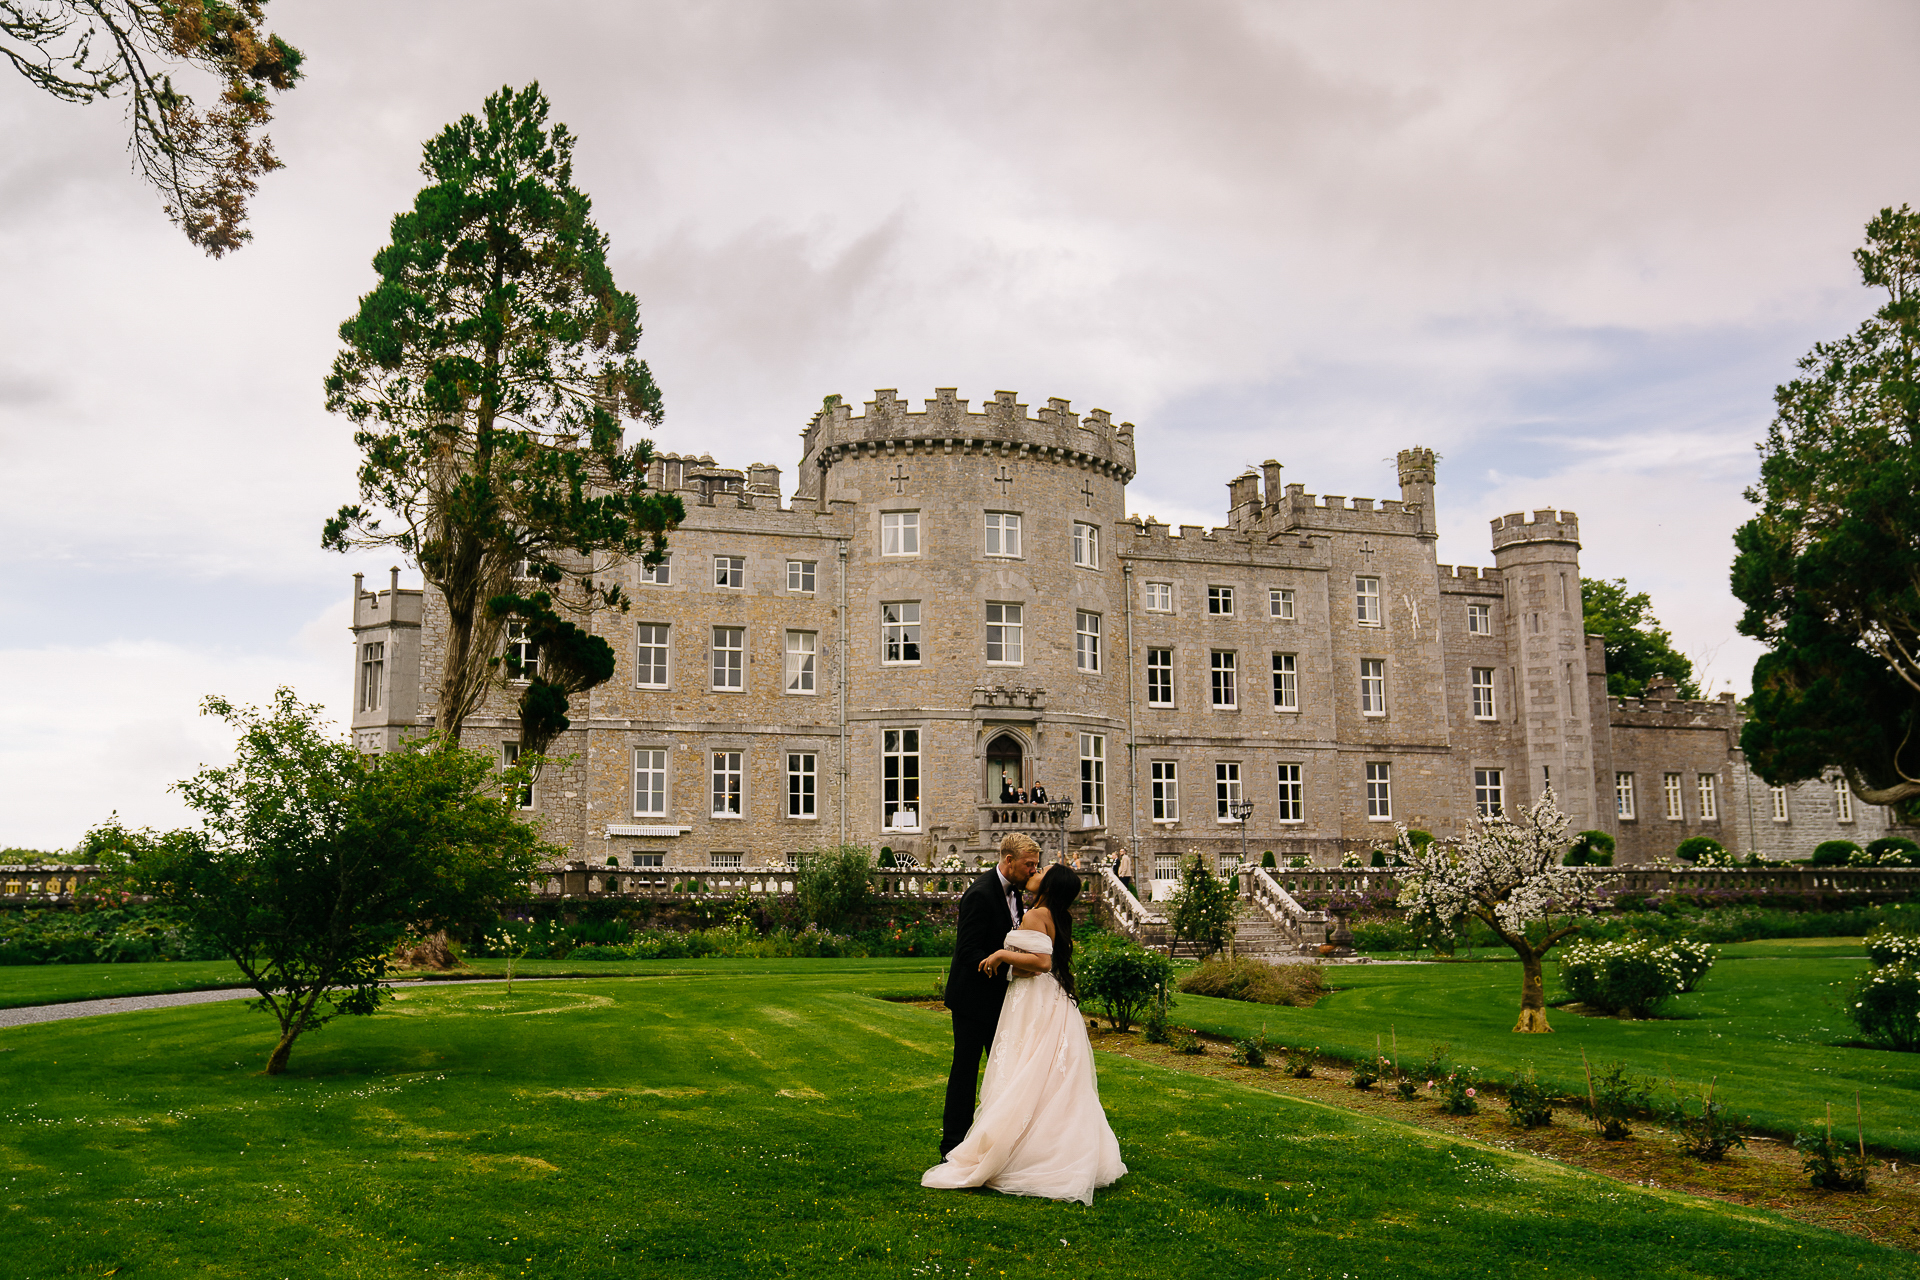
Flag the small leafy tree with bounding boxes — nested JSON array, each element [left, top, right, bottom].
[[793, 845, 873, 933], [1164, 853, 1240, 960], [1581, 577, 1701, 699], [1394, 794, 1613, 1032], [116, 690, 551, 1073], [1078, 942, 1175, 1032]]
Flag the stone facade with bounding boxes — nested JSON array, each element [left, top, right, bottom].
[[347, 387, 1912, 869]]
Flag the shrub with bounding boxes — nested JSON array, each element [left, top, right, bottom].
[[1795, 1118, 1874, 1192], [1811, 840, 1862, 867], [1586, 1061, 1650, 1140], [1172, 1030, 1205, 1055], [1862, 837, 1919, 867], [1506, 1068, 1555, 1128], [567, 944, 626, 960], [1178, 957, 1325, 1006], [1349, 1055, 1386, 1090], [1564, 830, 1616, 866], [1260, 851, 1277, 868], [794, 845, 874, 933], [1674, 836, 1726, 864], [877, 847, 897, 868], [1142, 1002, 1172, 1045], [1864, 928, 1920, 969], [1230, 1030, 1274, 1067], [1433, 1071, 1477, 1115], [1665, 1087, 1748, 1161], [1165, 854, 1241, 960], [1394, 1078, 1419, 1100], [1079, 942, 1177, 1033], [1281, 1045, 1317, 1078], [1849, 963, 1920, 1051], [1558, 939, 1711, 1015], [1418, 1043, 1452, 1082]]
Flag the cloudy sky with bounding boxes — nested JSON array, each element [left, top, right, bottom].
[[2, 0, 1914, 850]]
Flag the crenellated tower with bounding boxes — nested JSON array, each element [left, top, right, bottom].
[[1490, 510, 1596, 827]]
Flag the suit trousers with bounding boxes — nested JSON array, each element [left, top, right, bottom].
[[941, 1012, 998, 1155]]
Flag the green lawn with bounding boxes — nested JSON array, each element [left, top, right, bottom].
[[0, 959, 251, 1009], [1176, 943, 1920, 1156], [2, 963, 1916, 1278]]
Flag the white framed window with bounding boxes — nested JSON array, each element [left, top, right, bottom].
[[502, 742, 533, 809], [1076, 611, 1102, 673], [1770, 785, 1789, 822], [1697, 774, 1718, 821], [1145, 581, 1173, 612], [984, 512, 1022, 558], [1259, 587, 1290, 621], [1835, 776, 1854, 823], [711, 626, 744, 690], [505, 623, 539, 682], [786, 560, 816, 592], [785, 631, 816, 694], [1210, 650, 1237, 709], [633, 748, 667, 816], [1360, 659, 1386, 716], [1615, 772, 1635, 820], [510, 555, 539, 583], [1474, 767, 1503, 818], [710, 852, 743, 869], [359, 641, 385, 712], [638, 553, 671, 585], [1365, 762, 1392, 820], [1154, 854, 1180, 882], [1271, 653, 1297, 711], [1466, 602, 1490, 634], [1079, 733, 1106, 825], [788, 752, 816, 818], [882, 511, 920, 556], [713, 555, 745, 589], [881, 602, 921, 664], [711, 750, 743, 817], [635, 624, 669, 688], [1151, 760, 1178, 822], [883, 729, 920, 829], [1470, 667, 1495, 719], [1663, 773, 1684, 820], [632, 852, 665, 868], [1356, 576, 1382, 626], [1276, 763, 1303, 822], [1147, 648, 1174, 706], [1215, 761, 1243, 820], [1208, 585, 1234, 616], [986, 603, 1023, 664], [1072, 521, 1100, 568]]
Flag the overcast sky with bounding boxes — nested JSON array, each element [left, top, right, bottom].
[[2, 0, 1915, 850]]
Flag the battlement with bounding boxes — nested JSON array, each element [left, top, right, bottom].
[[1120, 515, 1328, 569], [800, 388, 1136, 481], [648, 452, 784, 509], [1490, 508, 1580, 550], [1437, 564, 1489, 580]]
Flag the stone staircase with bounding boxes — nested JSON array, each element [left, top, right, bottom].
[[1233, 912, 1312, 960]]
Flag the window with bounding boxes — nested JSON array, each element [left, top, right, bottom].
[[1770, 785, 1789, 822], [986, 603, 1023, 664], [1076, 611, 1102, 673], [1474, 768, 1503, 818], [1151, 761, 1178, 822], [711, 626, 744, 690], [1080, 733, 1106, 825], [1835, 776, 1854, 823], [881, 602, 921, 663], [1215, 762, 1243, 820], [505, 623, 539, 681], [633, 749, 667, 816], [785, 631, 816, 693], [1270, 587, 1294, 620], [1154, 854, 1180, 882], [1470, 668, 1495, 719], [1360, 659, 1386, 715], [787, 752, 816, 818], [713, 555, 744, 589], [359, 642, 384, 712], [1365, 762, 1392, 819], [1072, 521, 1099, 568], [882, 511, 920, 556], [1276, 763, 1303, 822], [1663, 773, 1684, 820], [1271, 653, 1297, 711], [710, 852, 743, 869], [1145, 581, 1172, 612], [638, 553, 671, 585], [711, 750, 743, 817], [1208, 585, 1234, 616], [884, 729, 920, 829], [1466, 602, 1490, 634], [632, 853, 665, 868], [1210, 650, 1237, 708], [984, 512, 1022, 557], [1697, 774, 1718, 821], [502, 742, 533, 809], [786, 559, 816, 592], [1147, 648, 1174, 705], [1356, 576, 1382, 625], [1615, 772, 1636, 820], [635, 624, 669, 688]]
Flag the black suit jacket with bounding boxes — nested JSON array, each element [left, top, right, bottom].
[[945, 868, 1021, 1025]]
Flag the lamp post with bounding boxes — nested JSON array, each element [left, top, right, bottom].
[[1047, 798, 1073, 865], [1229, 797, 1253, 872]]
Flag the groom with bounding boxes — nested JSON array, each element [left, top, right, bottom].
[[940, 832, 1042, 1156]]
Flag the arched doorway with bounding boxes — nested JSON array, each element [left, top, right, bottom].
[[986, 733, 1025, 800]]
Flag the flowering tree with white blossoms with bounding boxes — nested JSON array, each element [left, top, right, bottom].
[[1388, 792, 1615, 1033]]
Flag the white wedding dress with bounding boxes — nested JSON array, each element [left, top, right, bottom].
[[922, 929, 1127, 1204]]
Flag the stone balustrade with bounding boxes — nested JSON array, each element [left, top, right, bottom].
[[1261, 864, 1920, 901], [0, 864, 110, 903], [1088, 864, 1168, 949], [1244, 866, 1329, 950]]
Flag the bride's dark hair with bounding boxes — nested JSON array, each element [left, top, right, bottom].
[[1036, 864, 1082, 999]]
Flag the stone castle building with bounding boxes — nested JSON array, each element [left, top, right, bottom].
[[347, 388, 1906, 875]]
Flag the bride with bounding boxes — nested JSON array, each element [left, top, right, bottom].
[[922, 865, 1127, 1204]]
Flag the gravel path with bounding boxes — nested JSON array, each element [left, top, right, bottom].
[[0, 977, 542, 1030]]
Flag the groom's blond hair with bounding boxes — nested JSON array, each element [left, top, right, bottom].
[[997, 833, 1041, 863]]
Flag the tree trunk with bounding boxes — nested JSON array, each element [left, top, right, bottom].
[[266, 1025, 299, 1075], [1513, 950, 1553, 1033]]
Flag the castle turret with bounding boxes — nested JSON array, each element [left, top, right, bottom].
[[1227, 470, 1260, 528], [1397, 447, 1437, 539], [1490, 510, 1595, 828], [349, 566, 424, 755]]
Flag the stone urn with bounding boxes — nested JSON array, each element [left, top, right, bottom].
[[1325, 902, 1356, 957]]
